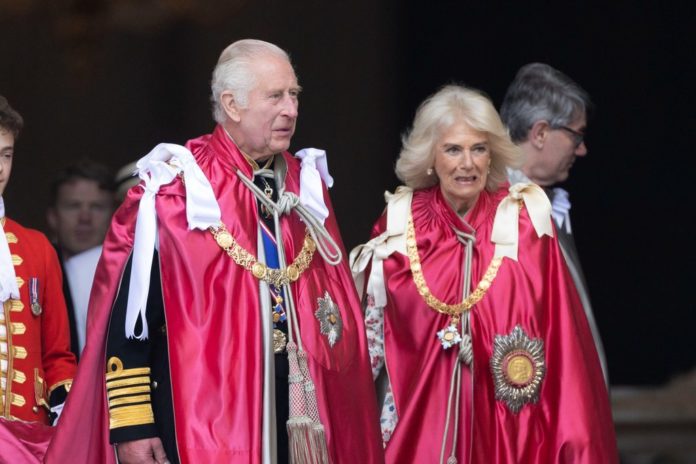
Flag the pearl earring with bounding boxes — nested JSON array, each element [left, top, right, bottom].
[[427, 168, 433, 176]]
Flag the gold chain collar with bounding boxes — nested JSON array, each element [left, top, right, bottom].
[[209, 223, 316, 288], [406, 214, 502, 323]]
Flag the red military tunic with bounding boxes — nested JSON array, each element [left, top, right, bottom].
[[0, 217, 76, 423]]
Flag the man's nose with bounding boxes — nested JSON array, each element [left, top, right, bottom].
[[78, 206, 92, 222], [281, 95, 298, 118], [575, 140, 588, 157]]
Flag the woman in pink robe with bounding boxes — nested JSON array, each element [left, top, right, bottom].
[[351, 85, 618, 463]]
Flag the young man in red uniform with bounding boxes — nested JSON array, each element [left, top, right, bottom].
[[0, 97, 77, 430]]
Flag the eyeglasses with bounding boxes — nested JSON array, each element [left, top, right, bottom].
[[556, 125, 585, 148]]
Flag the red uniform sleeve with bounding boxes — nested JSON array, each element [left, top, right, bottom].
[[37, 234, 77, 392]]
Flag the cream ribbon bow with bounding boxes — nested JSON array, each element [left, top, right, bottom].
[[491, 182, 554, 261], [126, 143, 220, 340], [349, 186, 412, 307], [295, 148, 334, 225]]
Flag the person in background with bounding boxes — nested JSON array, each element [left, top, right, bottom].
[[0, 96, 76, 442], [500, 62, 608, 382], [351, 84, 617, 463], [114, 160, 139, 203], [47, 160, 115, 358], [46, 39, 383, 464]]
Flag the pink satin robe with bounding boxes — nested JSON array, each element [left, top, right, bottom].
[[46, 126, 383, 463], [369, 186, 617, 463]]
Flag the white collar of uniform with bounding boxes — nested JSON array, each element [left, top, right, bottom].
[[0, 197, 20, 302]]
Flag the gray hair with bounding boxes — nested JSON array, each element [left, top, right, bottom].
[[500, 63, 592, 143], [395, 84, 521, 191], [210, 39, 290, 124]]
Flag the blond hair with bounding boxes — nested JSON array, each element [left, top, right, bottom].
[[395, 84, 521, 191]]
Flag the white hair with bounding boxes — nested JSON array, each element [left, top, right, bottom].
[[210, 39, 290, 124]]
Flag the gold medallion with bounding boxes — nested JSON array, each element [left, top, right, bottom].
[[286, 264, 300, 282], [252, 262, 267, 279], [503, 351, 534, 387], [215, 230, 233, 249], [305, 236, 317, 252]]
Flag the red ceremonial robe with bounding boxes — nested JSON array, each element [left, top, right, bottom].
[[46, 125, 383, 463], [370, 186, 617, 463]]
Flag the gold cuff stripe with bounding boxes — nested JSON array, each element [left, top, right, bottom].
[[109, 404, 155, 429], [5, 232, 17, 244], [48, 379, 74, 395], [106, 376, 151, 389], [106, 366, 151, 381], [109, 394, 151, 408], [11, 255, 22, 266], [13, 346, 27, 359], [11, 322, 26, 335], [108, 385, 151, 398]]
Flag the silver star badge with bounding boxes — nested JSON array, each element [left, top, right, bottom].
[[315, 291, 343, 347], [490, 325, 546, 413]]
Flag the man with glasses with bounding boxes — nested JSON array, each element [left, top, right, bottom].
[[501, 63, 608, 383]]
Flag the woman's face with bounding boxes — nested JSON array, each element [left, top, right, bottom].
[[432, 121, 491, 217]]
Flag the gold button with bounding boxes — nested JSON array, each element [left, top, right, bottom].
[[32, 406, 39, 413]]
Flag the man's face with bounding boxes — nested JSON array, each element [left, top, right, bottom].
[[527, 112, 587, 186], [47, 178, 114, 258], [0, 130, 15, 198], [233, 54, 300, 160]]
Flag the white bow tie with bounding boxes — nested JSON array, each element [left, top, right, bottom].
[[550, 187, 572, 234]]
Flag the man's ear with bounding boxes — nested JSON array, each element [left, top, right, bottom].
[[529, 120, 550, 150], [220, 91, 241, 123]]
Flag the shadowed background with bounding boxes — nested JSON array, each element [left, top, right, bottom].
[[1, 0, 694, 387]]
